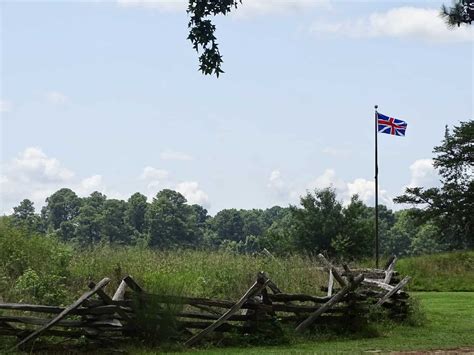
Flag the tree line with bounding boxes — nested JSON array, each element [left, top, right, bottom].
[[6, 120, 473, 259]]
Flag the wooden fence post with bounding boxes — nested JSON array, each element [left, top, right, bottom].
[[12, 278, 110, 350], [185, 276, 269, 347], [295, 274, 364, 333], [317, 254, 347, 287]]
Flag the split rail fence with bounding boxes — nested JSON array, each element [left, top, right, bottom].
[[0, 255, 411, 350]]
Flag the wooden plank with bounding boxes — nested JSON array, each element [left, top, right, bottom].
[[88, 281, 132, 323], [362, 278, 394, 291], [268, 293, 331, 303], [295, 274, 364, 333], [1, 328, 88, 339], [0, 316, 84, 328], [327, 269, 334, 297], [383, 255, 396, 270], [0, 303, 64, 313], [0, 316, 123, 328], [122, 276, 143, 293], [12, 277, 110, 350], [316, 254, 347, 287], [112, 280, 128, 301], [342, 264, 354, 282], [383, 257, 398, 284], [0, 303, 129, 315], [377, 276, 411, 306], [184, 278, 269, 347], [266, 279, 282, 294], [180, 321, 239, 332], [191, 304, 221, 315]]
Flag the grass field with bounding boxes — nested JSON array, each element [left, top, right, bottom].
[[1, 225, 473, 353], [397, 251, 474, 292], [129, 292, 473, 354]]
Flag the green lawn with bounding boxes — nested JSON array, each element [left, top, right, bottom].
[[132, 292, 474, 354]]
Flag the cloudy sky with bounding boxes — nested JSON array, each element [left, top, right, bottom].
[[0, 0, 472, 214]]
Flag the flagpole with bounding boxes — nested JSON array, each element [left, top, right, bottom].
[[374, 105, 379, 269]]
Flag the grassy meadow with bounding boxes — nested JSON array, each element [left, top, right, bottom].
[[1, 223, 473, 353], [146, 292, 471, 354]]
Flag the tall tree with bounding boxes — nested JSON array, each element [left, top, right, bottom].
[[101, 199, 131, 245], [291, 188, 344, 254], [145, 189, 200, 248], [13, 199, 35, 220], [12, 199, 43, 232], [41, 188, 81, 230], [332, 196, 373, 260], [210, 209, 245, 242], [395, 120, 474, 248], [126, 192, 148, 234]]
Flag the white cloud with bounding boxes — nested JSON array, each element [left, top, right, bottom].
[[267, 169, 298, 204], [408, 158, 439, 188], [308, 169, 345, 191], [160, 150, 193, 161], [117, 0, 328, 16], [0, 147, 111, 214], [46, 91, 69, 105], [117, 0, 187, 11], [175, 181, 210, 207], [235, 0, 329, 17], [310, 7, 473, 43], [140, 166, 170, 180], [267, 168, 393, 208], [268, 169, 285, 190], [10, 147, 74, 183], [80, 174, 103, 191], [0, 100, 12, 113], [309, 170, 392, 207], [139, 166, 210, 207]]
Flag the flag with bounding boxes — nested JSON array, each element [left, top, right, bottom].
[[377, 113, 407, 136]]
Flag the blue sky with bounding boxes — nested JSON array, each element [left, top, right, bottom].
[[0, 0, 472, 214]]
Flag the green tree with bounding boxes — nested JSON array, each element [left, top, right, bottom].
[[101, 199, 131, 245], [382, 210, 418, 257], [13, 199, 35, 221], [71, 191, 107, 246], [41, 188, 81, 230], [145, 189, 200, 248], [187, 0, 241, 76], [410, 222, 445, 255], [210, 209, 244, 242], [74, 205, 103, 246], [332, 196, 373, 260], [291, 188, 343, 255], [395, 120, 474, 249], [441, 0, 474, 27], [241, 209, 266, 238], [12, 199, 43, 232], [260, 210, 296, 255], [126, 192, 148, 234]]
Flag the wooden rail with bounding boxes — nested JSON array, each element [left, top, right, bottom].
[[1, 256, 410, 350]]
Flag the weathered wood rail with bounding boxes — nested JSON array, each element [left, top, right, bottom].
[[0, 255, 411, 350]]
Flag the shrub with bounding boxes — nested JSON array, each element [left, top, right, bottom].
[[0, 219, 72, 304]]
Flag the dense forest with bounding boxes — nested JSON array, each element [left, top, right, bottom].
[[3, 120, 473, 260]]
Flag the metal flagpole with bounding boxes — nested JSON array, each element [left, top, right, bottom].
[[374, 105, 379, 269]]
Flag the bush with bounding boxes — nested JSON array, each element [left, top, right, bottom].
[[0, 219, 72, 304]]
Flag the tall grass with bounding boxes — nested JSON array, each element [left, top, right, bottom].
[[67, 247, 328, 300], [2, 219, 473, 306], [397, 250, 474, 291]]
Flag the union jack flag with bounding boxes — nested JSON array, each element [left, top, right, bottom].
[[377, 113, 407, 137]]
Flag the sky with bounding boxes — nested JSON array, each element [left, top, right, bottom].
[[0, 0, 472, 215]]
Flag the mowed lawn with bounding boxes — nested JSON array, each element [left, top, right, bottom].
[[156, 292, 473, 354]]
